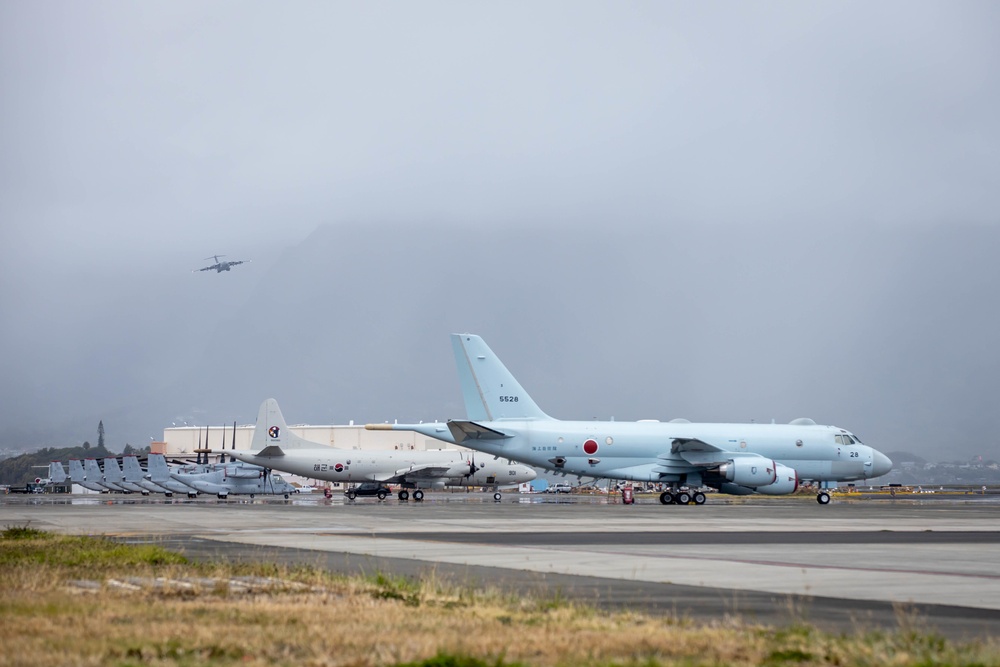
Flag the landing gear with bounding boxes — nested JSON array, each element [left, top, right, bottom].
[[494, 491, 502, 501], [283, 493, 289, 499], [249, 494, 255, 499], [398, 489, 410, 501], [413, 489, 424, 502], [817, 491, 831, 505], [659, 489, 706, 506]]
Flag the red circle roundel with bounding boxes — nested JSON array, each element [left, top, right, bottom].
[[334, 463, 344, 473], [583, 439, 599, 455]]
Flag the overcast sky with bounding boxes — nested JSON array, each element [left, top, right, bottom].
[[1, 2, 997, 461]]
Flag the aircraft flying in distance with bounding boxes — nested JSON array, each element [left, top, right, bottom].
[[194, 254, 251, 273], [223, 399, 537, 501], [370, 334, 894, 506]]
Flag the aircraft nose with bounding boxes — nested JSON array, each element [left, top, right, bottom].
[[871, 450, 893, 477]]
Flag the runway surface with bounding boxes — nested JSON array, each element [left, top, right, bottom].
[[3, 492, 999, 639]]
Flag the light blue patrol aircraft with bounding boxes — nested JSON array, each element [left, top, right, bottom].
[[369, 334, 893, 506]]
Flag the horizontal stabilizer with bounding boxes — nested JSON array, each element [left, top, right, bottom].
[[447, 420, 509, 444]]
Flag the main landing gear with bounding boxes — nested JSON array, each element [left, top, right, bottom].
[[396, 489, 425, 501], [817, 491, 831, 505], [658, 490, 707, 506]]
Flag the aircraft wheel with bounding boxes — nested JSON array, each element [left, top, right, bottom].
[[413, 489, 424, 501], [377, 490, 388, 501], [347, 490, 357, 500], [659, 491, 674, 505], [188, 493, 197, 499], [676, 491, 692, 505], [141, 491, 149, 496], [217, 494, 227, 500], [249, 494, 255, 499], [817, 491, 831, 505], [398, 490, 409, 501], [693, 492, 706, 505], [494, 492, 502, 501], [165, 493, 173, 498]]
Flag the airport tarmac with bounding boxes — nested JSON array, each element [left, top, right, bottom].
[[2, 492, 999, 639]]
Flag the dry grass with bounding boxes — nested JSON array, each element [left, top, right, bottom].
[[1, 526, 998, 667]]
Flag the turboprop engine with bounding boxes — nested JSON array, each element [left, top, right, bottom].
[[718, 457, 777, 487], [753, 463, 799, 495]]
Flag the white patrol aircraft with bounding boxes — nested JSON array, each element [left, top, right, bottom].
[[224, 399, 537, 501], [369, 334, 893, 506]]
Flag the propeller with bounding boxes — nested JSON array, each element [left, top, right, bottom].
[[219, 423, 227, 464]]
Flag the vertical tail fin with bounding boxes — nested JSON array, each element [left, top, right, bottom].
[[251, 399, 325, 451], [84, 459, 103, 482], [103, 457, 124, 483], [68, 459, 86, 482], [122, 456, 144, 483], [48, 462, 67, 484], [147, 454, 170, 482], [450, 334, 550, 421]]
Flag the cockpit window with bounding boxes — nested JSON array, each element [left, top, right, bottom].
[[851, 434, 864, 444], [835, 435, 845, 445]]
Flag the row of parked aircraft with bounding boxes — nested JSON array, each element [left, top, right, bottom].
[[41, 333, 892, 506], [42, 400, 540, 500], [43, 455, 298, 499]]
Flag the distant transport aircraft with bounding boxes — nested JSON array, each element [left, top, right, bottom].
[[224, 399, 537, 501], [194, 254, 251, 273], [371, 334, 893, 506]]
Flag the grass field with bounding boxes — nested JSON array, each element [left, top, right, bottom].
[[1, 525, 997, 667]]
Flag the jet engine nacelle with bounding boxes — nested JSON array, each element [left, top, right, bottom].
[[718, 457, 777, 488], [753, 463, 799, 495]]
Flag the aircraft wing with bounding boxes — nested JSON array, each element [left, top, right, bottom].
[[197, 265, 215, 272], [669, 437, 775, 468], [371, 462, 457, 483], [447, 420, 508, 444]]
